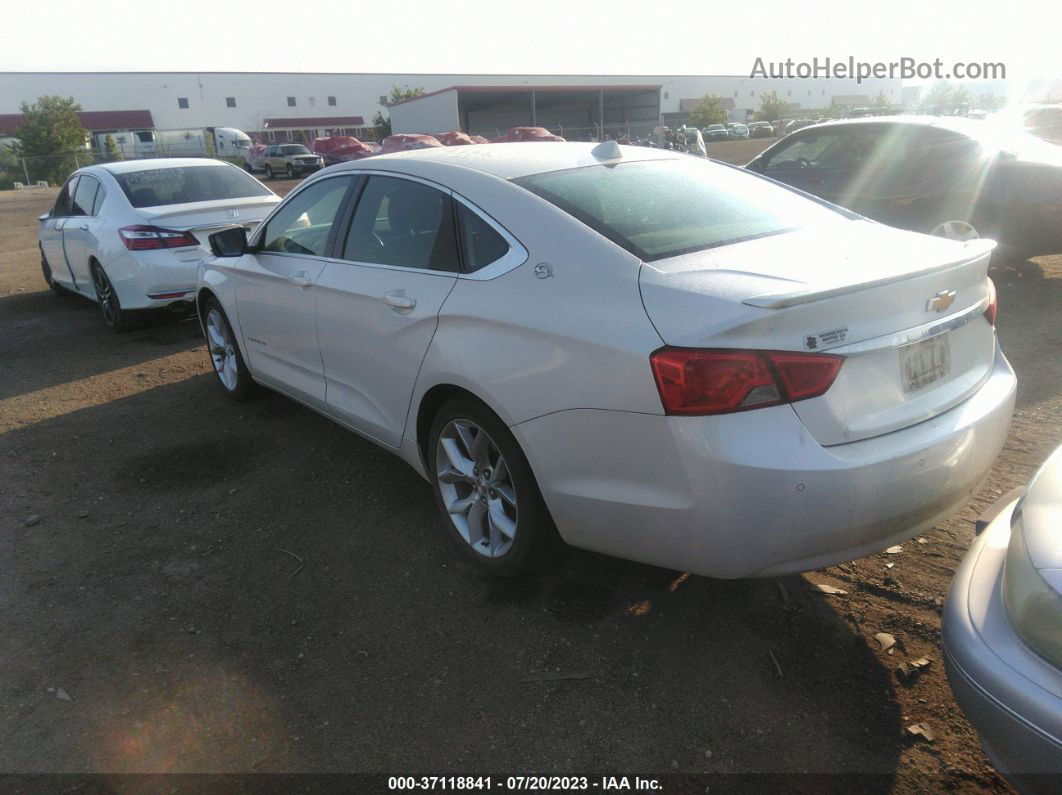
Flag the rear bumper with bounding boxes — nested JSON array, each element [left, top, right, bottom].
[[513, 346, 1015, 578], [942, 497, 1062, 786], [107, 248, 201, 310]]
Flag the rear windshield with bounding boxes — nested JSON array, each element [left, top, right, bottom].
[[114, 165, 272, 208], [513, 158, 849, 261]]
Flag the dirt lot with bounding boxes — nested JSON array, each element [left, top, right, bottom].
[[1, 165, 1060, 791]]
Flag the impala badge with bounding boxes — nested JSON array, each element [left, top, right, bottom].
[[927, 289, 956, 313]]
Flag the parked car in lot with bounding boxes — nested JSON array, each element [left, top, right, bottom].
[[490, 127, 564, 143], [704, 124, 729, 141], [39, 158, 279, 330], [748, 121, 775, 138], [310, 135, 377, 164], [262, 144, 325, 179], [943, 445, 1062, 787], [379, 134, 444, 154], [244, 143, 268, 173], [727, 123, 750, 140], [197, 142, 1014, 578], [746, 116, 1062, 261]]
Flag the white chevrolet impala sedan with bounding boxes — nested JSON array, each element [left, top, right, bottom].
[[197, 142, 1016, 578], [39, 158, 278, 330]]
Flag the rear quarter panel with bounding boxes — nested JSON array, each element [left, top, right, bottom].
[[405, 177, 665, 439]]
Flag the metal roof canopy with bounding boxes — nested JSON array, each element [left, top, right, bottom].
[[449, 85, 661, 139]]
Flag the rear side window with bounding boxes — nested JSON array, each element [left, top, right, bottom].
[[515, 159, 847, 262], [70, 175, 100, 217], [53, 177, 77, 217], [456, 203, 509, 272], [341, 176, 459, 272], [91, 183, 107, 215], [260, 176, 353, 257], [114, 165, 273, 208]]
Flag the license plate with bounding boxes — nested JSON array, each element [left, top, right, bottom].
[[900, 335, 951, 393]]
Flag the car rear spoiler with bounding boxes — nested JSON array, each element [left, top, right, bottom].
[[742, 238, 997, 309]]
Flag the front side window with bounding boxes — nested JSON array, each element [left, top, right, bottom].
[[114, 165, 273, 208], [341, 176, 458, 271], [514, 158, 849, 262], [456, 203, 509, 272], [260, 176, 352, 257], [70, 175, 101, 216]]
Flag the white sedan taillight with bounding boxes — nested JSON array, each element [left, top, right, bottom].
[[119, 225, 199, 251], [650, 348, 844, 416]]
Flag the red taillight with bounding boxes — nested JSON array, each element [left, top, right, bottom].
[[984, 278, 998, 327], [119, 225, 199, 251], [650, 348, 844, 416]]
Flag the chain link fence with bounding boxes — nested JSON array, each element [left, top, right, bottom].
[[0, 149, 252, 191]]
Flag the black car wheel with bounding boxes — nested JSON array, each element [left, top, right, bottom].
[[264, 164, 273, 180], [91, 261, 134, 332], [286, 164, 296, 179]]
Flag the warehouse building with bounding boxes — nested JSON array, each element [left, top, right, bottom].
[[0, 71, 903, 141]]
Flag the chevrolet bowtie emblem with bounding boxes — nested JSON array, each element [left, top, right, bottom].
[[927, 289, 956, 313]]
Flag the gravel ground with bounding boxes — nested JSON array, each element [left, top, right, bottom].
[[0, 164, 1059, 791]]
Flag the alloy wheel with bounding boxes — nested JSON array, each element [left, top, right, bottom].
[[931, 220, 979, 242], [435, 419, 518, 558], [206, 308, 239, 391]]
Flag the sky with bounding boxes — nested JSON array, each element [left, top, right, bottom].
[[0, 0, 1056, 88]]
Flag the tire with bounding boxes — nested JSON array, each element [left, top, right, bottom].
[[286, 164, 296, 179], [40, 246, 65, 295], [264, 164, 273, 180], [203, 298, 255, 401], [428, 397, 559, 577], [90, 261, 134, 332], [244, 161, 253, 173]]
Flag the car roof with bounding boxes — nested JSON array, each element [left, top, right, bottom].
[[326, 142, 686, 180], [94, 158, 234, 175], [794, 114, 992, 138]]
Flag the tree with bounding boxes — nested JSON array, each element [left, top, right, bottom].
[[689, 94, 728, 127], [103, 133, 121, 161], [14, 96, 86, 186], [757, 91, 788, 122], [919, 81, 971, 110], [373, 85, 426, 140], [870, 90, 891, 109], [976, 93, 1005, 110]]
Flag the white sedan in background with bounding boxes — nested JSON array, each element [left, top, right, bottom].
[[197, 142, 1015, 577], [39, 158, 279, 330]]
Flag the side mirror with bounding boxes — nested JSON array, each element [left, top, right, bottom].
[[38, 212, 51, 222], [210, 226, 248, 257]]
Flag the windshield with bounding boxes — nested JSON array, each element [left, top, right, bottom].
[[707, 125, 725, 131], [281, 145, 312, 155], [514, 158, 851, 262], [114, 165, 272, 208]]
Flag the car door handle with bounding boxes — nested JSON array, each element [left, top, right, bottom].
[[382, 291, 416, 312], [78, 224, 89, 231], [289, 270, 312, 288]]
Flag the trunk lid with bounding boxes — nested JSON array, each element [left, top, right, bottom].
[[639, 222, 998, 445], [135, 196, 280, 248]]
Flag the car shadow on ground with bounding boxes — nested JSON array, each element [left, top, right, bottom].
[[1, 372, 904, 782], [0, 287, 205, 402]]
